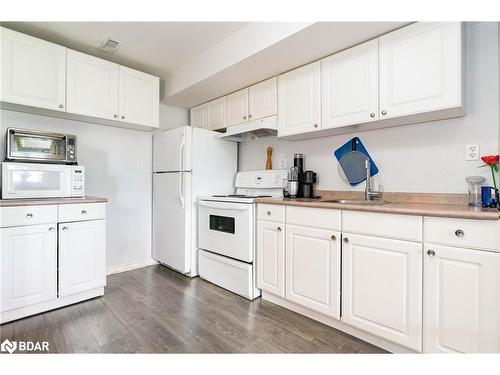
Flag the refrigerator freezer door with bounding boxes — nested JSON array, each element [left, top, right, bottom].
[[153, 126, 192, 172], [153, 172, 192, 273]]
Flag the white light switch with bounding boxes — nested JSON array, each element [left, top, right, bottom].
[[278, 159, 287, 169], [465, 144, 480, 161]]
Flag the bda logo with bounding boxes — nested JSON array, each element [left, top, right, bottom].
[[1, 339, 17, 354]]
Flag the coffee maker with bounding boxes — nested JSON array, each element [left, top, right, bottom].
[[293, 153, 317, 198]]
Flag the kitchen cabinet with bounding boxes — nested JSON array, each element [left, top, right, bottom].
[[341, 233, 422, 351], [321, 39, 379, 128], [248, 77, 277, 120], [0, 26, 66, 111], [66, 49, 119, 120], [256, 220, 285, 297], [207, 97, 227, 130], [285, 224, 341, 319], [119, 66, 160, 127], [225, 88, 249, 127], [379, 22, 464, 120], [0, 224, 57, 312], [58, 220, 106, 297], [278, 61, 321, 137], [190, 103, 208, 128]]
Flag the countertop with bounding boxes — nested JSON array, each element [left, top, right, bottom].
[[0, 196, 107, 207], [254, 197, 499, 221]]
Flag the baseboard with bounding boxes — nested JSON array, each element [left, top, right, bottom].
[[106, 259, 158, 275]]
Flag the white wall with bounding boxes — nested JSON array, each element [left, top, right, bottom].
[[0, 110, 154, 273], [159, 103, 189, 130], [239, 22, 499, 194]]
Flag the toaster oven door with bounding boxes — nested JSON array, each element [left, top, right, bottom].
[[7, 128, 68, 162]]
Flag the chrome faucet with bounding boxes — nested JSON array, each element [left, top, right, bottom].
[[364, 159, 381, 201]]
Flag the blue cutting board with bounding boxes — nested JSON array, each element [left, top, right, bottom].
[[333, 137, 378, 186]]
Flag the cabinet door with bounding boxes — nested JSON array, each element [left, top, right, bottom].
[[0, 27, 66, 111], [342, 233, 422, 351], [424, 245, 499, 353], [190, 103, 208, 128], [59, 220, 106, 297], [379, 22, 464, 119], [285, 225, 340, 319], [207, 97, 226, 130], [119, 66, 159, 127], [257, 220, 285, 297], [225, 88, 249, 127], [67, 49, 119, 120], [322, 39, 379, 129], [0, 224, 57, 312], [249, 77, 277, 120], [278, 61, 321, 137]]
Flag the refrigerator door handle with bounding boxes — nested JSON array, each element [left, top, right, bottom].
[[179, 140, 185, 171], [178, 172, 185, 209]]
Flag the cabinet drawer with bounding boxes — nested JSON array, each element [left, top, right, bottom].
[[58, 203, 106, 222], [342, 211, 422, 242], [0, 205, 58, 228], [257, 204, 285, 223], [286, 206, 341, 230], [424, 217, 499, 252]]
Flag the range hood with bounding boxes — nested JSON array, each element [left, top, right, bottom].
[[218, 115, 277, 142]]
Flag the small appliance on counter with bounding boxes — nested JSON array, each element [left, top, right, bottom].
[[481, 186, 499, 208], [285, 154, 319, 199]]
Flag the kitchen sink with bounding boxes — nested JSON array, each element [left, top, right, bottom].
[[320, 199, 389, 205]]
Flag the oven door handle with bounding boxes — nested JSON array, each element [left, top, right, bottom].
[[198, 201, 250, 211]]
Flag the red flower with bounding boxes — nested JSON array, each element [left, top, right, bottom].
[[481, 155, 499, 165]]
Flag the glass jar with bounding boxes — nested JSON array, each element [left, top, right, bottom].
[[466, 176, 486, 207]]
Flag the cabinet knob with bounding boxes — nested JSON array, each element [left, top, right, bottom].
[[427, 249, 436, 257], [454, 229, 464, 237], [59, 104, 64, 109], [114, 114, 118, 118], [277, 227, 282, 232], [81, 210, 87, 215], [248, 114, 252, 119], [313, 123, 319, 128], [26, 213, 33, 218], [62, 226, 69, 231], [121, 115, 125, 119], [343, 237, 349, 243], [381, 110, 387, 116], [266, 210, 271, 216], [370, 113, 375, 118], [331, 234, 336, 241], [48, 227, 55, 232], [243, 116, 247, 120]]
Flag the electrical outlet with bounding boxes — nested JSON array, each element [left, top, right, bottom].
[[136, 162, 144, 171], [465, 144, 480, 161], [278, 159, 287, 169]]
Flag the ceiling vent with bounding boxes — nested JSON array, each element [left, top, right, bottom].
[[98, 38, 120, 53]]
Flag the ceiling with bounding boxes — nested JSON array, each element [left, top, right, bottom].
[[1, 21, 247, 78]]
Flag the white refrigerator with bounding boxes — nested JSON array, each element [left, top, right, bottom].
[[153, 126, 237, 276]]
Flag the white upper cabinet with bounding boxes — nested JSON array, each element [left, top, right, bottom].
[[424, 245, 499, 353], [66, 49, 119, 120], [322, 39, 379, 129], [119, 66, 160, 127], [190, 103, 208, 128], [379, 22, 464, 119], [225, 88, 249, 127], [1, 27, 66, 111], [278, 61, 321, 137], [207, 97, 226, 130], [249, 77, 277, 120]]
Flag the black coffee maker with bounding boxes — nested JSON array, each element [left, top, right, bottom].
[[293, 153, 317, 198]]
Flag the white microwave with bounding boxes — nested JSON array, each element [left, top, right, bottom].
[[1, 162, 85, 199]]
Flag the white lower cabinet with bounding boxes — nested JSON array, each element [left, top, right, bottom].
[[285, 225, 341, 319], [256, 220, 285, 297], [0, 224, 57, 312], [424, 244, 500, 353], [58, 220, 106, 297], [342, 233, 422, 351]]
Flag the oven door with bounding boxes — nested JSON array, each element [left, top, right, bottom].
[[1, 162, 73, 199], [198, 200, 254, 263]]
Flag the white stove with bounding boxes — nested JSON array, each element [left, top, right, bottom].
[[197, 170, 288, 299]]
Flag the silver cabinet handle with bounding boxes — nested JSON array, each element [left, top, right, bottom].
[[248, 114, 252, 119], [381, 110, 387, 116], [59, 104, 64, 109], [121, 115, 125, 119], [331, 234, 336, 241], [81, 210, 87, 215], [427, 249, 436, 257], [243, 116, 247, 120], [455, 229, 464, 237], [62, 226, 69, 231], [277, 227, 282, 232], [48, 227, 55, 232], [313, 123, 319, 128], [114, 114, 118, 118], [370, 113, 375, 118], [26, 213, 33, 218], [343, 237, 349, 243], [266, 210, 271, 216]]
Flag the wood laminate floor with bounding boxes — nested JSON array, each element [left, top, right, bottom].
[[0, 265, 386, 354]]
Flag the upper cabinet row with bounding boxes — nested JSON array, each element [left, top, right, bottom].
[[0, 27, 159, 129], [190, 77, 278, 130]]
